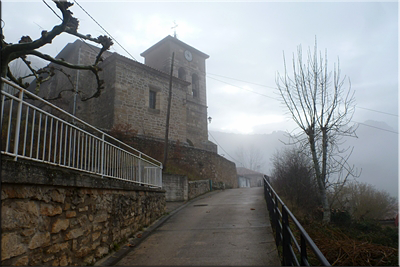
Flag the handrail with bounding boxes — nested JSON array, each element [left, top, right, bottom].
[[263, 175, 330, 266], [1, 78, 163, 188]]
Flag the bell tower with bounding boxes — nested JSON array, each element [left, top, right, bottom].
[[140, 36, 212, 150]]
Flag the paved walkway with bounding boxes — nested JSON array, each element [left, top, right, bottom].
[[165, 201, 187, 213], [116, 187, 280, 266]]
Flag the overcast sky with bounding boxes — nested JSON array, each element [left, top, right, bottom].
[[2, 0, 398, 136], [2, 1, 398, 198]]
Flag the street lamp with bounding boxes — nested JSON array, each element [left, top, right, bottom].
[[208, 116, 212, 124]]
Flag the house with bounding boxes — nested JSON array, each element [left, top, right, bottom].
[[237, 167, 266, 187], [35, 35, 217, 152]]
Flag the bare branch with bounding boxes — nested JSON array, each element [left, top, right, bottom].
[[1, 1, 113, 101], [275, 39, 358, 223]]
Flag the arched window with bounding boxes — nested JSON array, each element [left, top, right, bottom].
[[192, 73, 199, 98], [178, 67, 186, 80]]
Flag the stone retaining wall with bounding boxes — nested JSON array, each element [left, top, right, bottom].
[[163, 175, 219, 202], [162, 174, 188, 201], [1, 157, 166, 266], [115, 136, 238, 188], [188, 180, 211, 200]]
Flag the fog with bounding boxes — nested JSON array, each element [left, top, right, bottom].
[[209, 120, 398, 199]]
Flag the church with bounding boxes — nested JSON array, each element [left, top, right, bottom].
[[39, 35, 217, 152]]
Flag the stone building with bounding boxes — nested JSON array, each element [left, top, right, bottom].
[[37, 35, 216, 152], [237, 167, 265, 187]]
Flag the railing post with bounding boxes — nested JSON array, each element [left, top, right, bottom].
[[282, 207, 292, 266], [275, 195, 281, 247], [265, 181, 275, 229], [13, 89, 24, 160], [300, 234, 308, 266], [100, 133, 105, 177], [268, 191, 275, 228], [159, 165, 162, 187], [263, 174, 330, 266], [138, 153, 142, 184]]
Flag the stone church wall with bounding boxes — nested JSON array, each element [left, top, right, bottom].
[[112, 55, 189, 142], [30, 39, 213, 152], [1, 157, 165, 266], [186, 99, 208, 148]]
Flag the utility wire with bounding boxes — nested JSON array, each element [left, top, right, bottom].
[[73, 0, 138, 62], [208, 72, 398, 118], [42, 0, 62, 20], [356, 106, 398, 117], [207, 75, 279, 101], [352, 120, 398, 134], [208, 131, 243, 165], [208, 72, 277, 89], [41, 0, 399, 136], [208, 75, 397, 135], [42, 0, 99, 55], [45, 0, 399, 122]]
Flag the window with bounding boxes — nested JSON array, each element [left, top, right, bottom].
[[149, 90, 157, 109], [178, 67, 186, 80], [192, 73, 199, 98], [147, 85, 161, 114]]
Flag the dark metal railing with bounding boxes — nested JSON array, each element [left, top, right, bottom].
[[263, 175, 330, 266]]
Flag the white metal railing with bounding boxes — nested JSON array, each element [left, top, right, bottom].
[[1, 78, 162, 188]]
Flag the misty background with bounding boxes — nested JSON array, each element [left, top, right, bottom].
[[2, 1, 398, 198], [209, 119, 398, 199]]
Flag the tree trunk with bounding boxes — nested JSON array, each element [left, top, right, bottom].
[[320, 188, 331, 222], [308, 130, 331, 222], [320, 127, 330, 222]]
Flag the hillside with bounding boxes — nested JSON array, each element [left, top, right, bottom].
[[209, 120, 398, 198]]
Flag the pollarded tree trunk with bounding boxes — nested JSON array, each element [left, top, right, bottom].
[[276, 39, 359, 223], [308, 127, 331, 222]]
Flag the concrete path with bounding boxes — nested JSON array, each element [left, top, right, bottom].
[[116, 187, 281, 266]]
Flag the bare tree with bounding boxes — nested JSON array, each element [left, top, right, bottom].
[[330, 181, 398, 221], [271, 147, 320, 214], [1, 1, 113, 101], [276, 39, 359, 222], [2, 58, 33, 94], [235, 145, 265, 172]]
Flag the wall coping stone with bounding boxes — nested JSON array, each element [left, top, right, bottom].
[[1, 156, 165, 193], [188, 179, 210, 184]]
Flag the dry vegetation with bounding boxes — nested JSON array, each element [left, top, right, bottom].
[[303, 221, 398, 266], [271, 148, 398, 266]]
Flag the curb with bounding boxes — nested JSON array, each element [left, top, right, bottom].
[[96, 189, 223, 266]]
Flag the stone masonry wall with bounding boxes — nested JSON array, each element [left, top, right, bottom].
[[113, 55, 189, 142], [1, 157, 166, 266], [119, 136, 238, 188], [188, 180, 211, 200], [169, 144, 238, 189], [162, 174, 188, 201], [186, 100, 208, 149]]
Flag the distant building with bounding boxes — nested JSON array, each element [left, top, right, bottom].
[[35, 35, 217, 152], [236, 167, 266, 187]]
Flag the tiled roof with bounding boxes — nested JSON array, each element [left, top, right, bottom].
[[236, 167, 265, 176]]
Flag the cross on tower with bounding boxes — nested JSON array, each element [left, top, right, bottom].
[[171, 21, 178, 38]]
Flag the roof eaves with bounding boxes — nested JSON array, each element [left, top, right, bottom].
[[113, 53, 191, 86]]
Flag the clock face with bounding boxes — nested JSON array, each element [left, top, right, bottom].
[[184, 50, 193, 62]]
